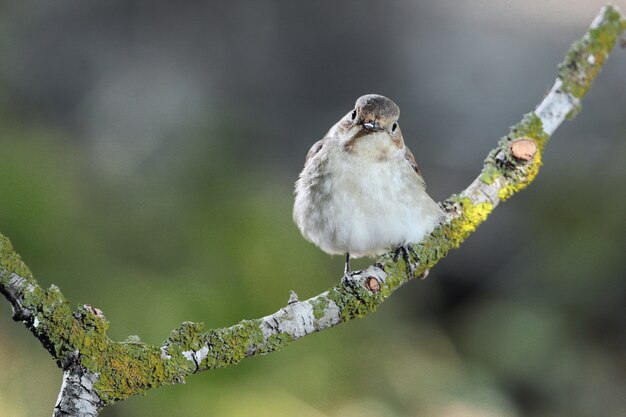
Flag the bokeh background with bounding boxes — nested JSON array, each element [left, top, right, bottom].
[[1, 1, 626, 416]]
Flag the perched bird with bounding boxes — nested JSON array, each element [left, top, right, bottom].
[[293, 94, 443, 275]]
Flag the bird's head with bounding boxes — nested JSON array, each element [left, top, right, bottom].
[[333, 94, 404, 156]]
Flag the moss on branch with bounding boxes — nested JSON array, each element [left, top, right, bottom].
[[559, 6, 626, 98]]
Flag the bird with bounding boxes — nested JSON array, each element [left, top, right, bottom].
[[293, 94, 443, 276]]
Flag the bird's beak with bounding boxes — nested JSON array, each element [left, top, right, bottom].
[[363, 121, 384, 132]]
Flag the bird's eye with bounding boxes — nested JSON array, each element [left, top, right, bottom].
[[391, 122, 398, 133], [350, 109, 357, 121]]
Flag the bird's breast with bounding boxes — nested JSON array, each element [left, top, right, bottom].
[[294, 143, 442, 258]]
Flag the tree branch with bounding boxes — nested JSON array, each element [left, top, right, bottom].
[[1, 5, 625, 417]]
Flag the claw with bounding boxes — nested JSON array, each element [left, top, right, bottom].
[[395, 245, 419, 278]]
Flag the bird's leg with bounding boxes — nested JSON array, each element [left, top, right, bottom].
[[394, 244, 418, 278], [344, 253, 351, 276]]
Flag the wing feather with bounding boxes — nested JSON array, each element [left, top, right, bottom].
[[404, 146, 425, 187], [304, 139, 325, 165]]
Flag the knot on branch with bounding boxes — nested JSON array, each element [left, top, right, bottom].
[[332, 266, 389, 319]]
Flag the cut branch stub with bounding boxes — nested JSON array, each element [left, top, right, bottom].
[[364, 277, 381, 292], [510, 138, 538, 161]]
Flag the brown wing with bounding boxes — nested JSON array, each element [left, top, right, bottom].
[[304, 139, 325, 165], [404, 146, 426, 187]]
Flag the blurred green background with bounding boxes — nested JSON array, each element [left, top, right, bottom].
[[1, 1, 626, 416]]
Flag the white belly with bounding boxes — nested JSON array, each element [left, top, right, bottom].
[[293, 149, 442, 258]]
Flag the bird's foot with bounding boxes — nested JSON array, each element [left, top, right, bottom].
[[394, 244, 419, 278]]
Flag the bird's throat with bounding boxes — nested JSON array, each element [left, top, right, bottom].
[[344, 131, 398, 161]]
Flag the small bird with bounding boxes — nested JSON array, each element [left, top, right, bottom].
[[293, 94, 443, 275]]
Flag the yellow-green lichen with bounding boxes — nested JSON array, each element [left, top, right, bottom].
[[90, 341, 180, 403], [165, 321, 207, 353], [193, 318, 291, 369], [457, 198, 493, 235], [263, 331, 292, 353], [478, 113, 546, 193], [310, 297, 329, 320], [498, 151, 543, 201], [565, 102, 583, 120], [479, 163, 502, 185], [83, 317, 293, 404], [477, 112, 547, 202], [0, 234, 34, 280], [410, 232, 448, 270], [509, 113, 549, 150], [205, 320, 263, 365], [380, 265, 406, 295], [439, 197, 494, 251], [326, 281, 383, 322], [559, 6, 626, 98]]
